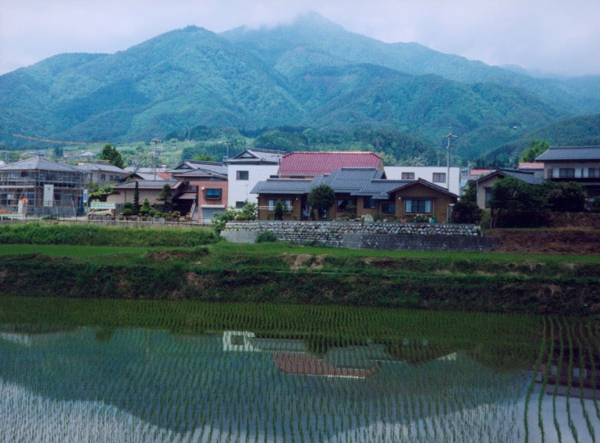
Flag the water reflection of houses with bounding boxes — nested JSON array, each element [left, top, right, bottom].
[[537, 364, 600, 400], [224, 331, 390, 379]]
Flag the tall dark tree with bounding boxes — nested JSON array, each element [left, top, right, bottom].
[[100, 144, 125, 169], [451, 185, 483, 224], [133, 180, 140, 215], [157, 183, 174, 213], [489, 176, 547, 227], [274, 200, 284, 220], [542, 181, 587, 212], [307, 184, 335, 219]]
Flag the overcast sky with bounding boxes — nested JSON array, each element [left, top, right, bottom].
[[1, 0, 599, 77]]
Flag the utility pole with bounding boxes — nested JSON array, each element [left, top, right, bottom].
[[443, 129, 458, 191]]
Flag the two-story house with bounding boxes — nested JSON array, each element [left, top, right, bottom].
[[77, 162, 129, 187], [536, 146, 600, 197], [224, 148, 286, 209]]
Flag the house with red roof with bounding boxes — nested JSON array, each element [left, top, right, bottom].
[[277, 151, 383, 178]]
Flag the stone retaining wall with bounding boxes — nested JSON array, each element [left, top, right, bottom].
[[221, 221, 499, 251]]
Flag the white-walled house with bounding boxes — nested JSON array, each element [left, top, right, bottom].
[[384, 166, 461, 196], [225, 148, 285, 208]]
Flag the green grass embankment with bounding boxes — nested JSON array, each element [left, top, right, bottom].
[[0, 223, 599, 316]]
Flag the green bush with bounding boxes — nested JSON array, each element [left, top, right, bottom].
[[256, 231, 277, 243]]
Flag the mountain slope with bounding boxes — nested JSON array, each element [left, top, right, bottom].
[[1, 26, 306, 143], [222, 12, 600, 115], [1, 12, 598, 162]]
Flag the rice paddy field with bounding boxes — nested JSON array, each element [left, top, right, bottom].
[[0, 298, 598, 443]]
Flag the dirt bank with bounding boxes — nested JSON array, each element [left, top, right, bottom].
[[487, 228, 600, 254]]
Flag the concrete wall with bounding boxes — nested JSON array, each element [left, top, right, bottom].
[[221, 221, 498, 251]]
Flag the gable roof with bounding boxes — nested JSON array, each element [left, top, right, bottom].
[[472, 169, 542, 186], [251, 178, 313, 195], [0, 156, 82, 174], [225, 148, 286, 165], [76, 162, 127, 174], [354, 179, 413, 199], [277, 152, 382, 176], [388, 178, 459, 196], [319, 168, 385, 192], [113, 180, 178, 190], [171, 160, 227, 176], [252, 169, 458, 200], [172, 168, 227, 181], [536, 146, 600, 162]]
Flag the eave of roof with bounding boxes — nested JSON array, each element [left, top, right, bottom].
[[277, 152, 382, 176], [536, 146, 600, 162]]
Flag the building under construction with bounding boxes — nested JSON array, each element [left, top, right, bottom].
[[0, 156, 84, 217]]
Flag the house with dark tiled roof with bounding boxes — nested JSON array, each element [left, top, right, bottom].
[[536, 146, 600, 197], [252, 168, 458, 222], [468, 169, 543, 209], [107, 180, 180, 208], [277, 152, 383, 178], [76, 162, 129, 187]]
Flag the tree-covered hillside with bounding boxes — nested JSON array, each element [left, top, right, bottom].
[[1, 12, 599, 165], [480, 114, 600, 167]]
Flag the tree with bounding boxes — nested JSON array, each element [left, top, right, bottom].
[[53, 146, 64, 159], [542, 181, 587, 212], [451, 185, 483, 224], [139, 198, 152, 217], [100, 144, 125, 168], [192, 154, 215, 162], [274, 200, 284, 220], [520, 140, 549, 163], [307, 184, 335, 219], [133, 181, 140, 215], [157, 183, 174, 213], [489, 176, 547, 227]]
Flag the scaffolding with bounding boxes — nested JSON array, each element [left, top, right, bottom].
[[0, 158, 84, 217]]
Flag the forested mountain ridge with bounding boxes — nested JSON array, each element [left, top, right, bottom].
[[1, 12, 599, 163]]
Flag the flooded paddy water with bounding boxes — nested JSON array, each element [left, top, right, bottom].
[[0, 301, 598, 443]]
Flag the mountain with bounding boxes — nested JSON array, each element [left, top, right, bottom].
[[1, 12, 599, 162], [481, 114, 600, 166]]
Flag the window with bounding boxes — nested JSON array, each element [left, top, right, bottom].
[[236, 170, 249, 180], [405, 199, 432, 213], [559, 168, 575, 178], [235, 201, 246, 209], [432, 173, 446, 183], [205, 188, 222, 200], [401, 172, 415, 180], [363, 197, 376, 209], [484, 187, 493, 208], [337, 198, 356, 211], [381, 201, 396, 214], [268, 199, 292, 212]]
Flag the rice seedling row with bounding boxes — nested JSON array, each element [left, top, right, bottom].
[[0, 298, 598, 442]]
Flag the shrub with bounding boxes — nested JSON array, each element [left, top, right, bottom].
[[256, 231, 277, 243]]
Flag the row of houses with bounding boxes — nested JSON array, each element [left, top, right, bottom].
[[1, 146, 599, 221]]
